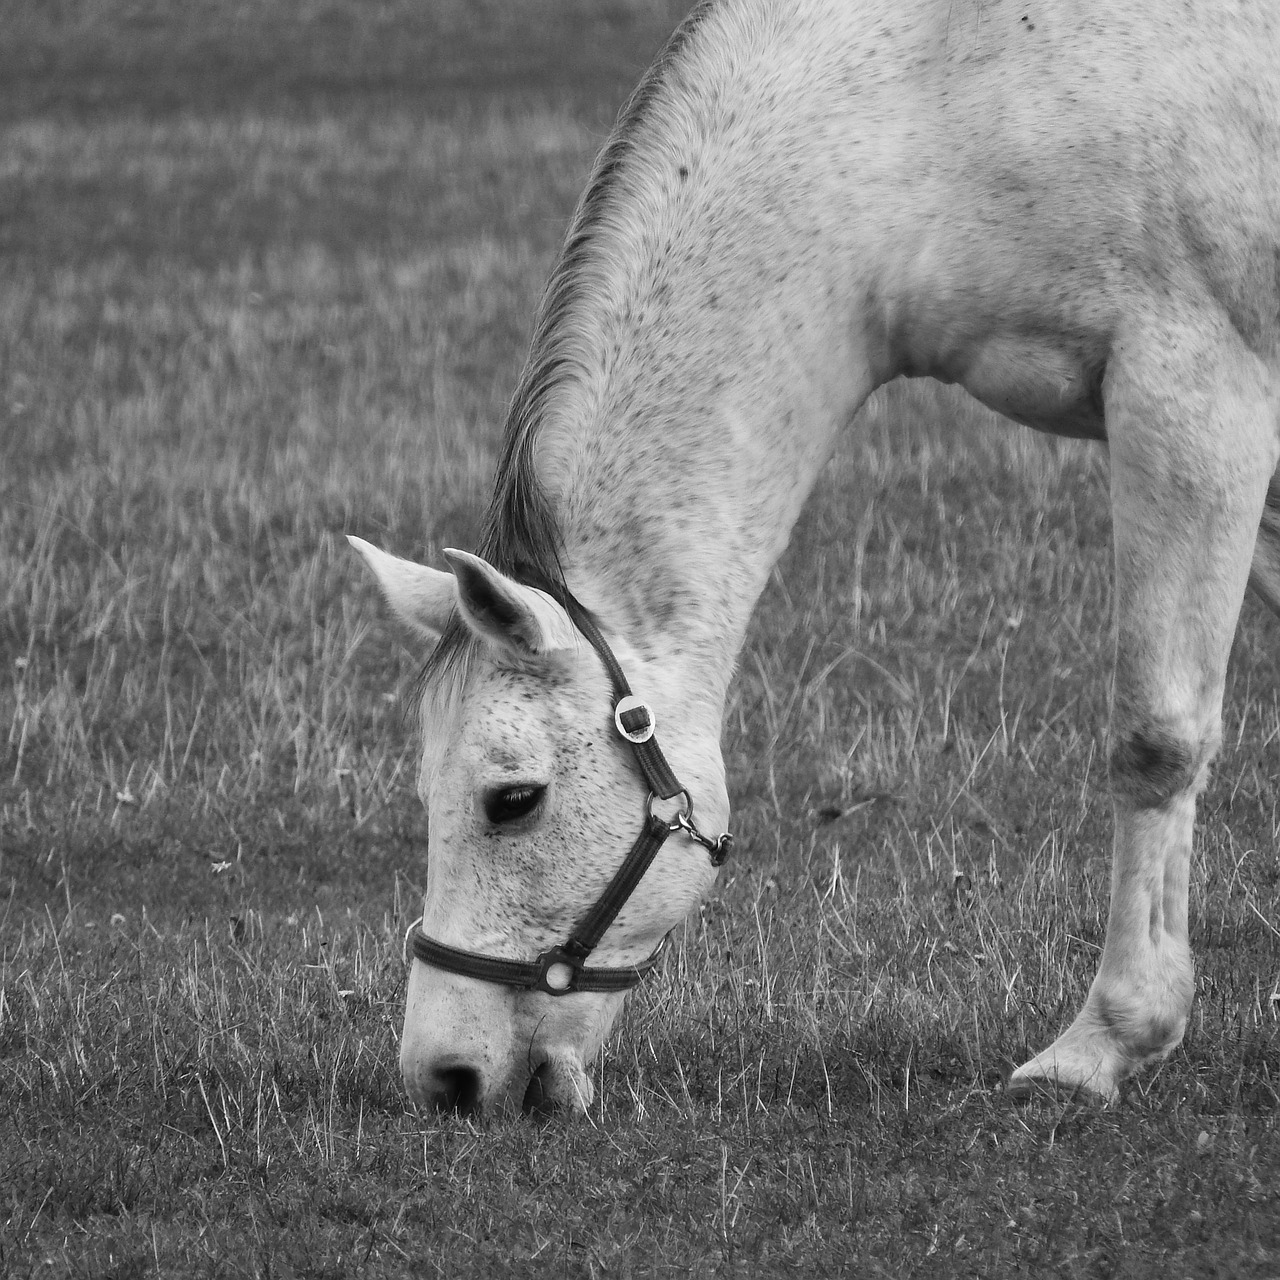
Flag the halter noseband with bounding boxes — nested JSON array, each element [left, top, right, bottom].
[[403, 582, 733, 997]]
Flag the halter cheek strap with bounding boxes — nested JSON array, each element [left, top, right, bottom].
[[403, 582, 733, 996]]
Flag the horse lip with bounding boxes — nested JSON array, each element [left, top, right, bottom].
[[521, 1062, 557, 1117], [520, 1050, 594, 1116]]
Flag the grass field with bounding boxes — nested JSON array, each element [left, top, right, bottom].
[[3, 3, 1279, 1276]]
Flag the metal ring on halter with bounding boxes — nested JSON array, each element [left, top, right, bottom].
[[644, 790, 734, 864], [645, 788, 693, 831]]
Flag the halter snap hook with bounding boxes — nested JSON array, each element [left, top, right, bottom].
[[646, 790, 734, 866]]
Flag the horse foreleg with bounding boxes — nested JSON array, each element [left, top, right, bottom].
[[1009, 314, 1280, 1102]]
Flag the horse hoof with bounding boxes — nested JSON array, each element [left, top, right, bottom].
[[1005, 1069, 1114, 1105], [1007, 1042, 1122, 1105]]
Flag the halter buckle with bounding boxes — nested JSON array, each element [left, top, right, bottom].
[[614, 694, 657, 743]]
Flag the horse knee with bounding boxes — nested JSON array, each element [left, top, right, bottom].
[[1108, 721, 1216, 808]]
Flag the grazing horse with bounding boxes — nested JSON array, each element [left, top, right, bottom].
[[350, 0, 1280, 1116]]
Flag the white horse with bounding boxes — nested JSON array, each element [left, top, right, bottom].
[[350, 0, 1280, 1115]]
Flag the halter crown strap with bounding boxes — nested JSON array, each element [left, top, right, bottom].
[[544, 586, 684, 801]]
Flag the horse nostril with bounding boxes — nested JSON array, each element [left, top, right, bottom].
[[430, 1066, 482, 1116]]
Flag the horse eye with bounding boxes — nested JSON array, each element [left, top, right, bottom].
[[483, 785, 546, 825]]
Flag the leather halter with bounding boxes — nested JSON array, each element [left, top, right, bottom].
[[404, 582, 733, 997]]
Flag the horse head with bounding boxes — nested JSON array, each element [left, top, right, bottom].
[[349, 536, 729, 1116]]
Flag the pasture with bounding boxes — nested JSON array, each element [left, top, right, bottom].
[[2, 1, 1278, 1274]]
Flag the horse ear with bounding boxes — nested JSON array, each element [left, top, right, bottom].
[[346, 535, 455, 642], [443, 549, 577, 657]]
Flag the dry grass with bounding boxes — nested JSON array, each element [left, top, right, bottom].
[[2, 3, 1279, 1277]]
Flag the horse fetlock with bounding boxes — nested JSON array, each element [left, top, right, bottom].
[[1085, 984, 1189, 1064]]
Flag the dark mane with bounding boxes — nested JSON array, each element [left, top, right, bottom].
[[419, 2, 716, 697]]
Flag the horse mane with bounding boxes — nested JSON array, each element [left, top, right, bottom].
[[419, 1, 716, 702]]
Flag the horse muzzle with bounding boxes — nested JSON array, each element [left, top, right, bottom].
[[399, 960, 615, 1117]]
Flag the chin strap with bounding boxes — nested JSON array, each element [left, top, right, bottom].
[[405, 581, 733, 996]]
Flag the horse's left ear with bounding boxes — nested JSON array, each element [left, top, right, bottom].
[[443, 549, 577, 658], [346, 535, 455, 643]]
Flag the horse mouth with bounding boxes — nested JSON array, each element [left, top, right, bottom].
[[521, 1052, 594, 1117], [522, 1063, 557, 1116]]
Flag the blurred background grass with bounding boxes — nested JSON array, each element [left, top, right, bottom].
[[1, 2, 692, 924], [0, 0, 690, 119]]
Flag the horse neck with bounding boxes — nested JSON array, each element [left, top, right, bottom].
[[536, 268, 867, 716], [515, 11, 879, 716]]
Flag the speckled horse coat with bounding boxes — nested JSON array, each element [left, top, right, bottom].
[[351, 0, 1280, 1115]]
